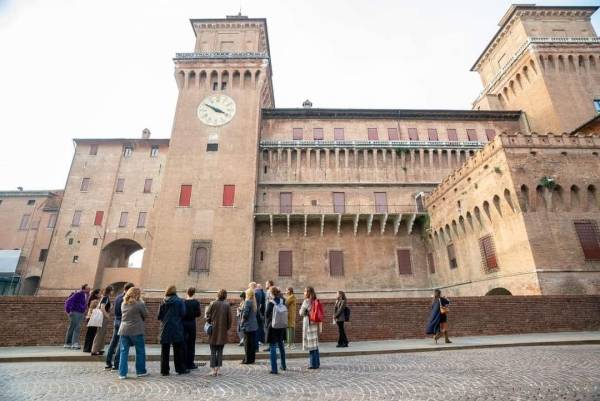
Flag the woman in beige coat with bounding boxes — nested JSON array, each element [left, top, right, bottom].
[[205, 289, 232, 376]]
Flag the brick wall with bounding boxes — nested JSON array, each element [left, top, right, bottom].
[[0, 295, 598, 347]]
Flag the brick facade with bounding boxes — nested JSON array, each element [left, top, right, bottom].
[[0, 295, 598, 347]]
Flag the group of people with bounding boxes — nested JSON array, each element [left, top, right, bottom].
[[63, 281, 450, 379]]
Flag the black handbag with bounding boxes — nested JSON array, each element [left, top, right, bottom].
[[343, 306, 351, 322]]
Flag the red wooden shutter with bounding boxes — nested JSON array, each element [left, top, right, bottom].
[[397, 249, 412, 274], [313, 128, 324, 140], [428, 129, 439, 141], [137, 212, 147, 228], [280, 192, 292, 213], [333, 192, 345, 214], [334, 128, 345, 140], [408, 128, 419, 141], [223, 185, 235, 206], [427, 252, 435, 274], [179, 185, 192, 207], [466, 129, 478, 141], [329, 250, 344, 276], [367, 128, 379, 140], [479, 235, 499, 271], [374, 192, 388, 213], [119, 212, 128, 227], [292, 128, 303, 140], [387, 128, 399, 140], [574, 221, 600, 260], [447, 129, 458, 141], [485, 129, 497, 141], [447, 244, 457, 269], [143, 179, 153, 193], [116, 178, 125, 193], [279, 250, 292, 276], [94, 211, 104, 226]]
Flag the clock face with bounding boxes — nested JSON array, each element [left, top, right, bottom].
[[197, 94, 236, 127]]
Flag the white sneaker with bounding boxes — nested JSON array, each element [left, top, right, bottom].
[[136, 372, 149, 378], [63, 344, 71, 348], [118, 376, 127, 380]]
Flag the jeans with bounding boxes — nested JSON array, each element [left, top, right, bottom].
[[161, 342, 186, 374], [242, 331, 256, 364], [105, 320, 121, 368], [336, 321, 349, 346], [286, 327, 295, 346], [64, 312, 84, 346], [183, 321, 197, 369], [118, 334, 146, 378], [309, 349, 320, 368], [210, 344, 225, 368], [269, 340, 287, 373]]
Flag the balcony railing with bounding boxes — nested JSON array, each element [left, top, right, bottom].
[[259, 140, 483, 149], [174, 51, 269, 60], [254, 204, 419, 215]]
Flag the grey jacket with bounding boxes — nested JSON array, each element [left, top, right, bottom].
[[241, 300, 258, 332], [118, 301, 149, 336]]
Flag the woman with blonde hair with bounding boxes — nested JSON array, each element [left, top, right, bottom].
[[157, 285, 187, 376], [117, 287, 148, 379], [240, 288, 258, 364]]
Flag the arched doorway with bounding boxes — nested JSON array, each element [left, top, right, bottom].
[[100, 239, 144, 269], [110, 281, 127, 294], [486, 287, 512, 296], [20, 276, 40, 295]]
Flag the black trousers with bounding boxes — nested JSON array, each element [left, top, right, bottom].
[[242, 331, 256, 364], [210, 344, 225, 368], [83, 326, 97, 353], [336, 321, 349, 346], [183, 321, 197, 369], [160, 342, 186, 374]]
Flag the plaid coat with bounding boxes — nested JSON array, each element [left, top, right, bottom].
[[300, 299, 319, 351]]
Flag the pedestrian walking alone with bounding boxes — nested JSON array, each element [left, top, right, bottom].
[[91, 285, 114, 355], [265, 287, 287, 374], [284, 287, 297, 349], [83, 288, 100, 352], [425, 289, 452, 344], [205, 289, 232, 376], [300, 286, 322, 369], [182, 287, 201, 370], [117, 287, 148, 379], [105, 282, 134, 370], [240, 288, 258, 364], [334, 290, 349, 347], [63, 284, 90, 350], [157, 285, 187, 376]]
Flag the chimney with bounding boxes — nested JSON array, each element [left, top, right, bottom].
[[302, 99, 313, 108], [142, 128, 151, 139]]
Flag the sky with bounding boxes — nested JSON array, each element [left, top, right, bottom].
[[0, 0, 598, 190]]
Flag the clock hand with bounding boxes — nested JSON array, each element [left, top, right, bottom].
[[205, 103, 225, 114]]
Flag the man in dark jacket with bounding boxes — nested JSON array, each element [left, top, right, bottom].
[[254, 284, 266, 348], [157, 286, 187, 375], [182, 287, 201, 370], [105, 282, 134, 370], [64, 284, 90, 349]]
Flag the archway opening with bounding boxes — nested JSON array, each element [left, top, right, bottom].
[[100, 239, 144, 269], [485, 287, 512, 296]]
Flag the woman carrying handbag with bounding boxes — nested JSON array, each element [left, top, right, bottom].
[[91, 285, 114, 355], [425, 289, 451, 344]]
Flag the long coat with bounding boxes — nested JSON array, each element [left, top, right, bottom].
[[265, 296, 286, 344], [334, 299, 347, 323], [157, 295, 186, 344], [285, 294, 297, 328], [205, 300, 232, 346], [425, 297, 450, 335], [300, 299, 319, 351]]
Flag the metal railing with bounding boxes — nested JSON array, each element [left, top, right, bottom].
[[254, 204, 419, 215]]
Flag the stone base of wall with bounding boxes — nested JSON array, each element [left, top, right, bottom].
[[0, 296, 598, 347]]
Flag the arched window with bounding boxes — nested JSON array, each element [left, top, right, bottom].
[[519, 185, 529, 212], [190, 241, 211, 272], [587, 185, 598, 210], [570, 185, 581, 211], [504, 189, 515, 212]]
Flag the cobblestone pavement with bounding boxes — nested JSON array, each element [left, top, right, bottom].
[[1, 345, 599, 401]]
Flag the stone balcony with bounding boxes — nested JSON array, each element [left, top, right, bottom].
[[254, 204, 427, 236]]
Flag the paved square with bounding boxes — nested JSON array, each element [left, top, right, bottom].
[[1, 345, 599, 401]]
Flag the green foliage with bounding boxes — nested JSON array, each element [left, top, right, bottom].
[[539, 176, 556, 190]]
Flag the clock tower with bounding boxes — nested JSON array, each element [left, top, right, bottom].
[[143, 15, 274, 293]]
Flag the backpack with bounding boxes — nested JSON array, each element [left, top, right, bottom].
[[271, 300, 288, 329], [309, 299, 324, 323], [343, 306, 351, 322]]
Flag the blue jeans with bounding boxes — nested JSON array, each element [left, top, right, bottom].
[[309, 349, 320, 368], [64, 312, 84, 346], [105, 320, 121, 368], [269, 340, 286, 373], [118, 334, 146, 377]]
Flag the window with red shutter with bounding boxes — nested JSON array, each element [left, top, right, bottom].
[[333, 192, 345, 214], [280, 192, 292, 214], [388, 128, 399, 140], [292, 128, 303, 140], [428, 129, 439, 141], [447, 129, 458, 141], [119, 212, 128, 228], [427, 252, 435, 274], [367, 128, 378, 141], [223, 185, 235, 206], [116, 178, 125, 193], [574, 220, 600, 260], [143, 179, 153, 193], [447, 243, 458, 269], [479, 235, 499, 272], [466, 129, 478, 141], [313, 128, 324, 140], [408, 128, 419, 141], [94, 211, 104, 226], [279, 250, 293, 277], [334, 128, 345, 140], [179, 185, 192, 207], [329, 250, 344, 276], [485, 129, 496, 141], [397, 249, 412, 275]]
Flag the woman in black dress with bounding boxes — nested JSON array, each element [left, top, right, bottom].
[[425, 289, 451, 344]]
